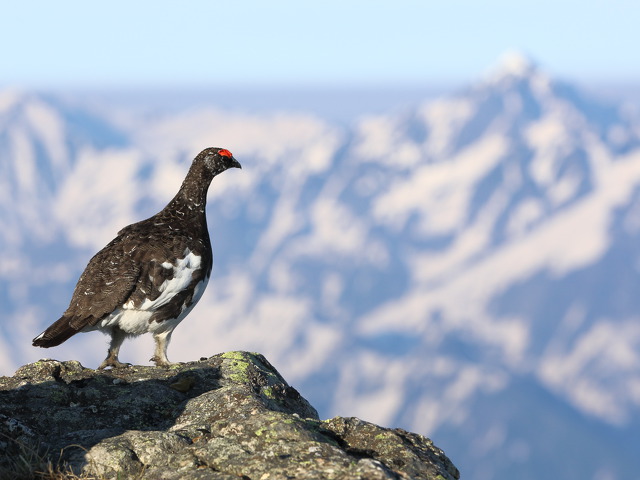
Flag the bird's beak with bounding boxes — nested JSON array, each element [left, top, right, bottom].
[[232, 157, 242, 169]]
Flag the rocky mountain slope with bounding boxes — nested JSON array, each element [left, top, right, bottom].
[[0, 351, 459, 480]]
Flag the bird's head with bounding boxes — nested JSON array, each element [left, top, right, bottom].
[[197, 147, 242, 175]]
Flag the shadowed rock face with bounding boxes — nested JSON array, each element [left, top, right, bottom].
[[0, 352, 459, 480]]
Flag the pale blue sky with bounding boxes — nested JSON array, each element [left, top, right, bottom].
[[1, 1, 638, 88]]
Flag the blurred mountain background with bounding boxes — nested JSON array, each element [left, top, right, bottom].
[[2, 2, 640, 479], [2, 53, 640, 480]]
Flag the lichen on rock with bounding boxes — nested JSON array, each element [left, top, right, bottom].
[[0, 351, 459, 479]]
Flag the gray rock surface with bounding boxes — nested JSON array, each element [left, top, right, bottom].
[[0, 351, 459, 479]]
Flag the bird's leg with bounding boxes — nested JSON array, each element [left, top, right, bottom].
[[150, 330, 177, 367], [98, 327, 130, 369]]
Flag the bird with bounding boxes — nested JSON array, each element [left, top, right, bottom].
[[33, 147, 241, 369]]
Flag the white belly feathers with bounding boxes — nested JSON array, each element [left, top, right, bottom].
[[93, 248, 209, 335], [136, 249, 202, 311]]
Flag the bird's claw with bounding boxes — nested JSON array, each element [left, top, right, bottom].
[[150, 355, 180, 367], [98, 359, 132, 370]]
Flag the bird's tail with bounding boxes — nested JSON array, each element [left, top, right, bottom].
[[32, 316, 83, 348]]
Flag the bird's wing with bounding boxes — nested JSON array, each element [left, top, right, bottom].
[[65, 229, 206, 322], [32, 235, 142, 347], [67, 239, 143, 325], [34, 225, 210, 347]]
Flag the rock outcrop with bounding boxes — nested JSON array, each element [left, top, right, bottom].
[[0, 351, 459, 479]]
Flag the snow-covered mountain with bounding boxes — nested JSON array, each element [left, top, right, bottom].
[[2, 54, 640, 479]]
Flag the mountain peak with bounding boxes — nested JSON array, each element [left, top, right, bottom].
[[485, 50, 541, 83], [498, 51, 537, 75]]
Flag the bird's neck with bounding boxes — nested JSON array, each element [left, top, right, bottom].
[[162, 162, 215, 222]]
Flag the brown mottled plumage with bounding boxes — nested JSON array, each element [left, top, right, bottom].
[[33, 147, 241, 368]]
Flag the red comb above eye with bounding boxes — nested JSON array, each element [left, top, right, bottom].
[[219, 149, 233, 157]]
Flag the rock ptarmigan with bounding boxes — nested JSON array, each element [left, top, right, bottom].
[[32, 147, 241, 368]]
